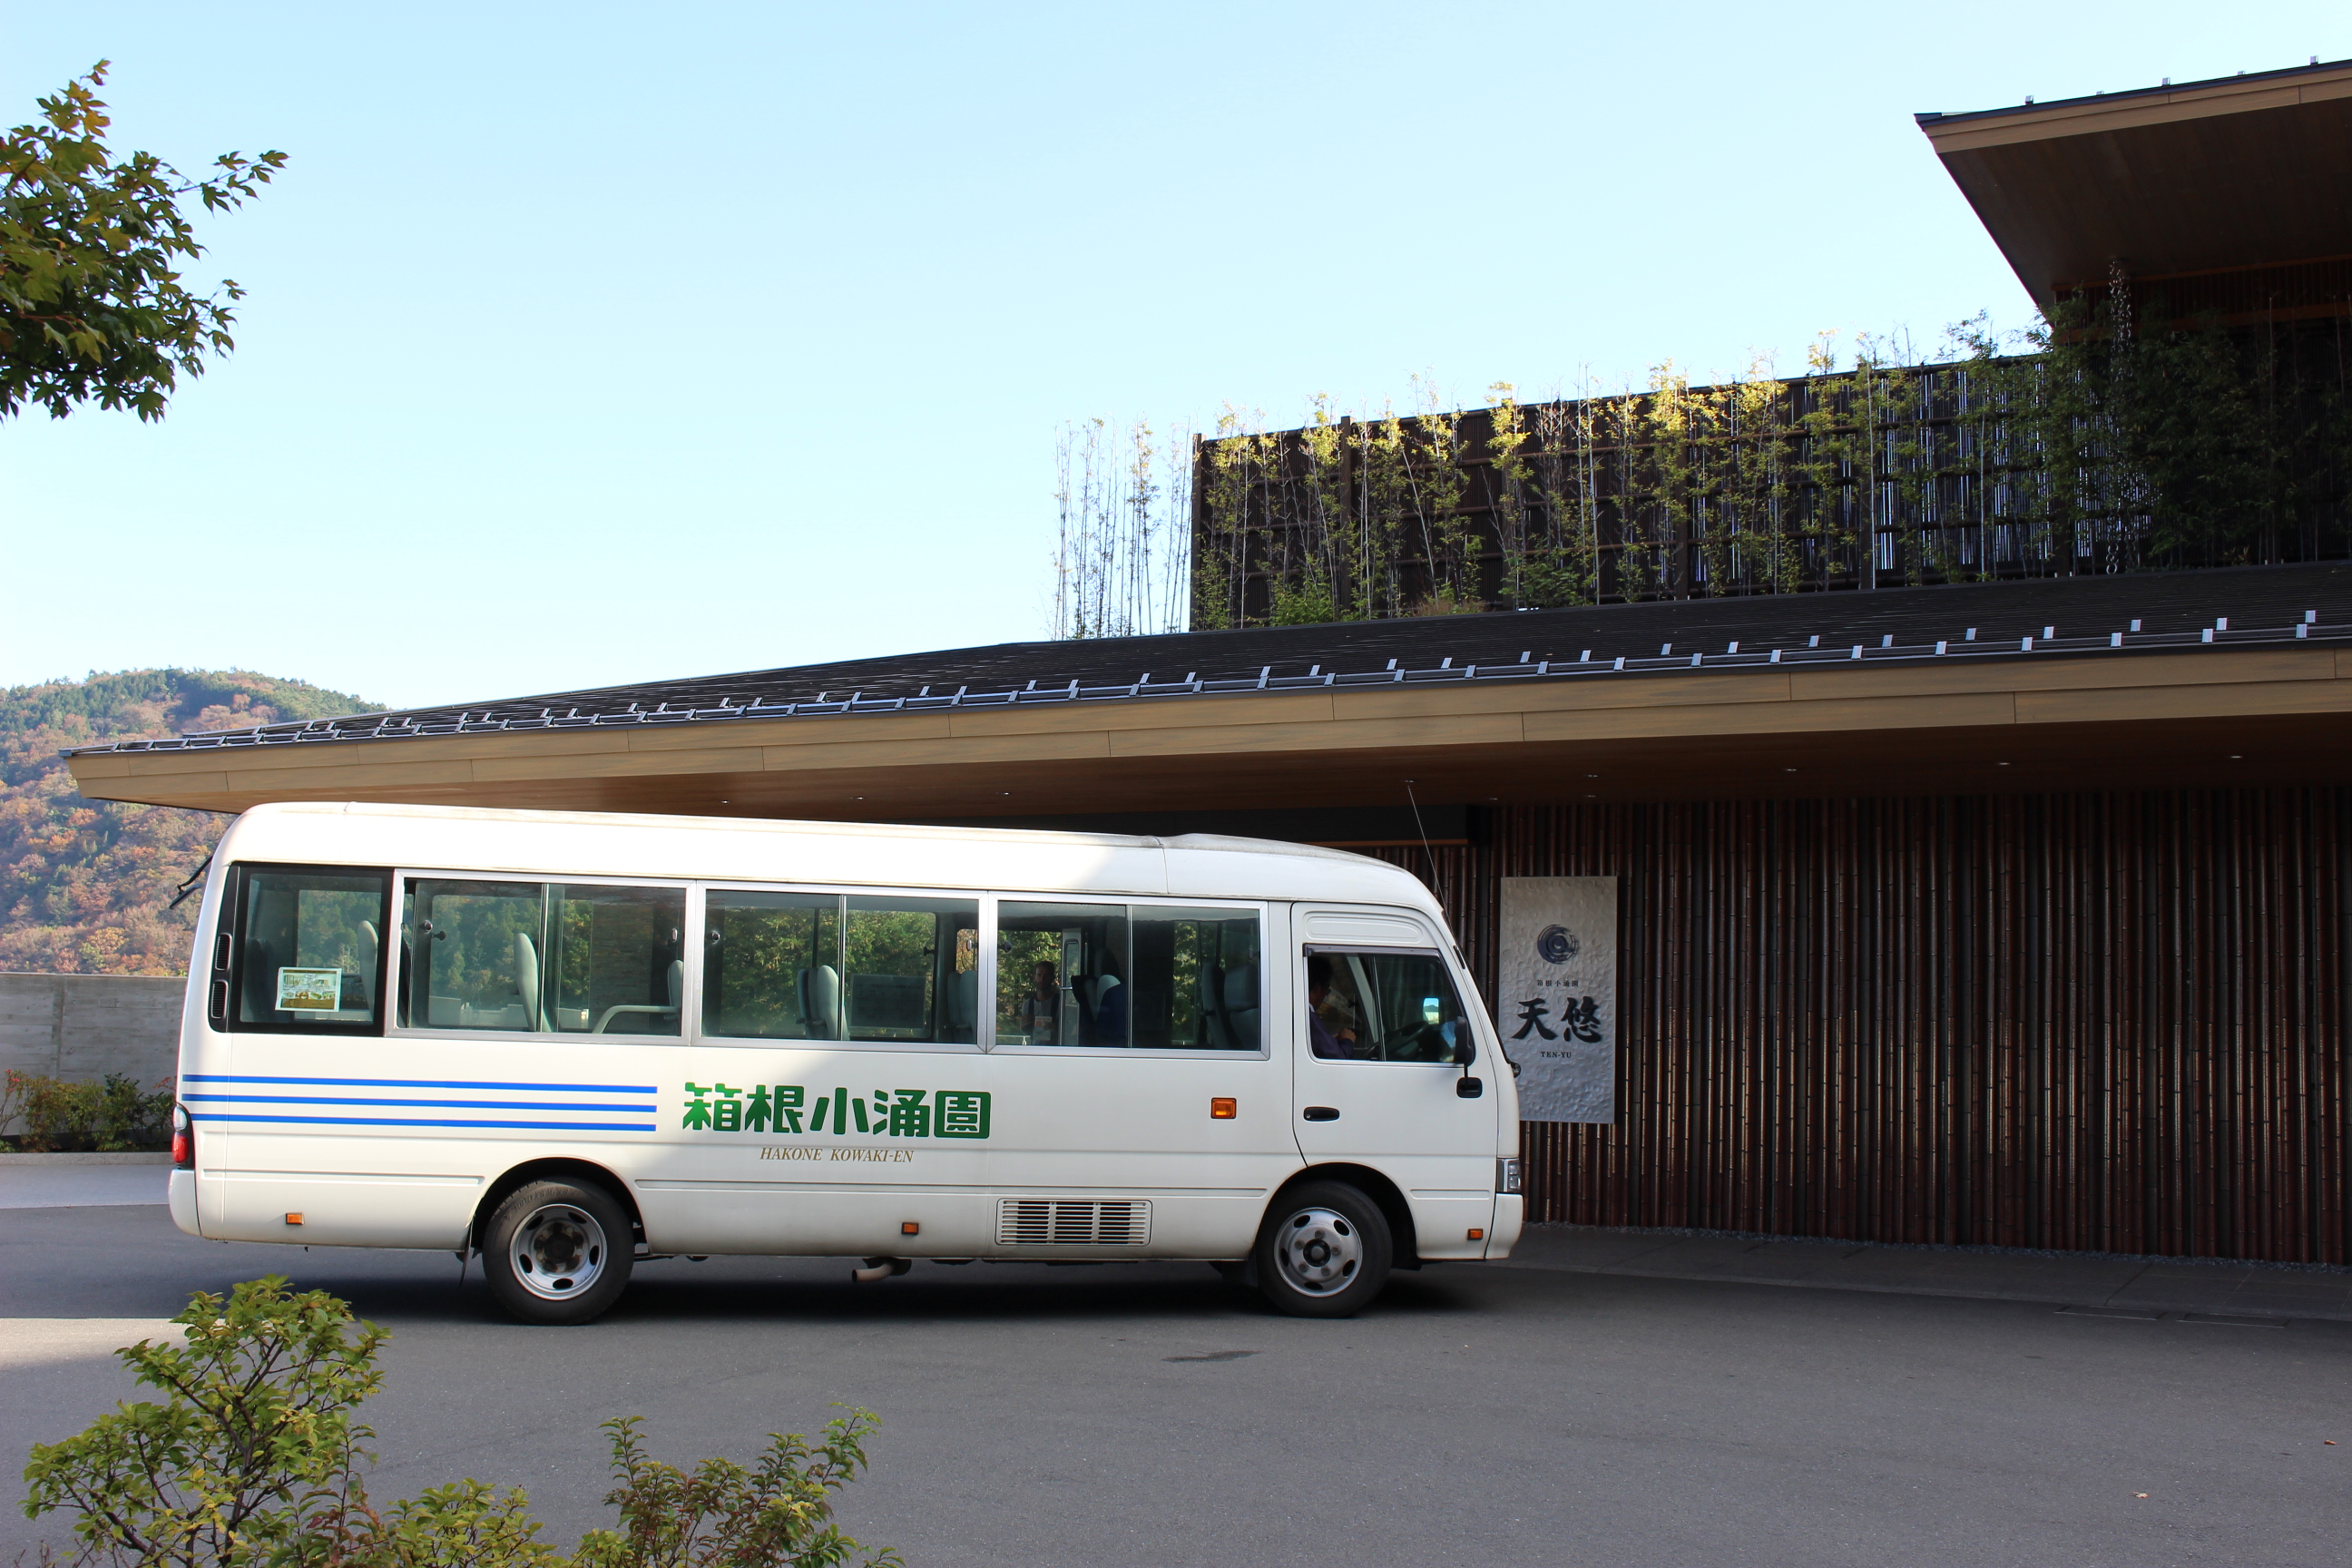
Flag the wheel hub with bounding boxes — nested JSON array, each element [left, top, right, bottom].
[[1274, 1206, 1359, 1296], [510, 1203, 607, 1300]]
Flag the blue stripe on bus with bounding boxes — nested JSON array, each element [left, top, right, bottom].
[[182, 1093, 652, 1113], [187, 1112, 658, 1132], [183, 1074, 657, 1094]]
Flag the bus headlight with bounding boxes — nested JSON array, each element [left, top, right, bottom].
[[1495, 1157, 1521, 1194]]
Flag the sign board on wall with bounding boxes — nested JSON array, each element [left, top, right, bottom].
[[1496, 877, 1619, 1123]]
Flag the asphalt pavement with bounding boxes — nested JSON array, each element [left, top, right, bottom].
[[5, 1195, 2348, 1567]]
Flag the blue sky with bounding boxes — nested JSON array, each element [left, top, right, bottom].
[[5, 2, 2345, 710]]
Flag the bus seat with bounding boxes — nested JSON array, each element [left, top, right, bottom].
[[590, 959, 684, 1034], [243, 940, 279, 1020], [799, 965, 841, 1039], [1220, 964, 1259, 1049], [1079, 973, 1127, 1044], [946, 967, 978, 1032], [1200, 962, 1233, 1048], [514, 932, 541, 1030]]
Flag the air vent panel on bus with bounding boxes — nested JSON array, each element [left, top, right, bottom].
[[996, 1199, 1151, 1247]]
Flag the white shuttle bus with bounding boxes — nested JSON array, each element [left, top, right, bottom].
[[168, 802, 1522, 1323]]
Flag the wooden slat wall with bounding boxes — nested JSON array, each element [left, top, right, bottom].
[[1371, 789, 2352, 1261]]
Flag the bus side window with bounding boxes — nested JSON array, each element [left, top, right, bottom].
[[231, 867, 391, 1032], [1133, 907, 1261, 1051], [845, 895, 980, 1044], [702, 891, 843, 1041], [996, 902, 1129, 1046], [403, 880, 686, 1036], [549, 884, 686, 1036], [995, 902, 1261, 1051], [405, 880, 544, 1031]]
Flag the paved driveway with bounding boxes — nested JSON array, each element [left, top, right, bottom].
[[5, 1201, 2347, 1567]]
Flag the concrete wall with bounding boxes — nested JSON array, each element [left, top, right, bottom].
[[0, 974, 184, 1089]]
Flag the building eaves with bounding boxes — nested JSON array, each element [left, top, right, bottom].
[[64, 563, 2352, 760], [1914, 56, 2352, 128]]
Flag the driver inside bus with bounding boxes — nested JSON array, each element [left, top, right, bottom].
[[1306, 954, 1365, 1059]]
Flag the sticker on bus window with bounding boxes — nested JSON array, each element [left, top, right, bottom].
[[277, 967, 343, 1012]]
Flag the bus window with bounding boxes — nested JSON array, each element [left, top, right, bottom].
[[997, 902, 1261, 1051], [404, 880, 541, 1030], [844, 895, 980, 1044], [1307, 948, 1465, 1063], [702, 890, 844, 1040], [232, 867, 389, 1031], [548, 885, 685, 1036], [997, 902, 1129, 1045], [1133, 907, 1261, 1051], [401, 879, 684, 1036]]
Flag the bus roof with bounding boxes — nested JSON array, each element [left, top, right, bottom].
[[214, 801, 1446, 913]]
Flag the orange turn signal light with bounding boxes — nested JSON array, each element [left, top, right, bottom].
[[901, 1221, 920, 1236], [284, 1213, 304, 1226], [1210, 1097, 1237, 1120], [1466, 1228, 1485, 1240]]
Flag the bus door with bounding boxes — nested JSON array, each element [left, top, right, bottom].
[[983, 898, 1296, 1259], [1292, 908, 1497, 1259]]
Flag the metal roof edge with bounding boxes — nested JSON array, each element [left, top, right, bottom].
[[1916, 57, 2352, 132], [60, 614, 2348, 761]]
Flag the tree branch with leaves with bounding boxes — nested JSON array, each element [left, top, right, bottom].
[[1, 60, 286, 422]]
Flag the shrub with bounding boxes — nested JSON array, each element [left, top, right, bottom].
[[569, 1416, 897, 1568], [20, 1276, 386, 1566], [0, 1070, 173, 1152], [20, 1278, 901, 1567]]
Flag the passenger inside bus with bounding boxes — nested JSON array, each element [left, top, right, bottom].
[[1305, 954, 1364, 1059], [1012, 960, 1059, 1043]]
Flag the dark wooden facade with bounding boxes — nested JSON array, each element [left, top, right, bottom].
[[1376, 788, 2352, 1262]]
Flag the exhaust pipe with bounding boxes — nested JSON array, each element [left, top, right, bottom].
[[851, 1256, 913, 1283]]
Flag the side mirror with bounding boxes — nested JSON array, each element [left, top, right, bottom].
[[1455, 1076, 1485, 1099], [1451, 1033, 1477, 1069]]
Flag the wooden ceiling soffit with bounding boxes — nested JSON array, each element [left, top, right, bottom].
[[1920, 64, 2352, 308]]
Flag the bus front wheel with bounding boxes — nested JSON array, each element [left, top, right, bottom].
[[1252, 1181, 1391, 1318], [482, 1179, 633, 1326]]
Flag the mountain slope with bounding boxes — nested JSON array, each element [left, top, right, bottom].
[[0, 670, 381, 975]]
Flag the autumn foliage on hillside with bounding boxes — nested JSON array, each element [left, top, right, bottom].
[[1, 670, 378, 975]]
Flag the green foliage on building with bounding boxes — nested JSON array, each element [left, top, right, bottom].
[[1189, 308, 2352, 630]]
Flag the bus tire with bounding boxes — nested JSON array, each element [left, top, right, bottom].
[[482, 1179, 632, 1326], [1252, 1181, 1391, 1318]]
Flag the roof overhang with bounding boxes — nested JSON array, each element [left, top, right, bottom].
[[64, 645, 2352, 821], [1918, 60, 2352, 310]]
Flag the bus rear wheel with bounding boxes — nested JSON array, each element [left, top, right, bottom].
[[1252, 1180, 1391, 1318], [482, 1179, 632, 1326]]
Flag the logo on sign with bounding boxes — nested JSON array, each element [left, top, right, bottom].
[[1535, 925, 1579, 965]]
